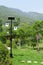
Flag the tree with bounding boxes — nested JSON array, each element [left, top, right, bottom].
[[32, 21, 43, 50], [19, 29, 25, 46]]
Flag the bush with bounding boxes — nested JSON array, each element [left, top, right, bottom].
[[0, 42, 11, 65], [0, 36, 6, 44], [6, 40, 10, 47]]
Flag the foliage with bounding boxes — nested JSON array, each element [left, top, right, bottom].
[[0, 42, 10, 65], [0, 32, 7, 44], [0, 17, 43, 49]]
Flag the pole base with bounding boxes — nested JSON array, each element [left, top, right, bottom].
[[10, 53, 13, 58]]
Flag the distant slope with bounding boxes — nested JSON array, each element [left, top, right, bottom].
[[26, 12, 43, 20], [0, 6, 43, 23], [0, 6, 35, 25]]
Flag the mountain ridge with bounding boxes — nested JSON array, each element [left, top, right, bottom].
[[0, 6, 43, 22]]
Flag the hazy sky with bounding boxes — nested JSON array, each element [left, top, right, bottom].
[[0, 0, 43, 13]]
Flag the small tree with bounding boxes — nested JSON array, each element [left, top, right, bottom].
[[35, 33, 42, 51]]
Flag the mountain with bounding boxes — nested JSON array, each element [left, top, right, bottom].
[[26, 12, 43, 20], [0, 6, 43, 23]]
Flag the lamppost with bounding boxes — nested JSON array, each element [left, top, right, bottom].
[[8, 17, 15, 58]]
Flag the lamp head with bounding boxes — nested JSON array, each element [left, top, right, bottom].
[[8, 17, 15, 20]]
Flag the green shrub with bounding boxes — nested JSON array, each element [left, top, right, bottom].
[[0, 42, 11, 65]]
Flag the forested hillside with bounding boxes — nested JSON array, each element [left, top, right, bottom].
[[0, 6, 43, 24]]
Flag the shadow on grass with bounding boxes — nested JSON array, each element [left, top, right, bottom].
[[34, 47, 43, 50], [13, 54, 24, 56]]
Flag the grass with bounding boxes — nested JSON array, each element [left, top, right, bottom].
[[12, 48, 43, 65]]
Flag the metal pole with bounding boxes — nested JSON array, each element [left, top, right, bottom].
[[10, 19, 13, 58], [8, 17, 15, 58]]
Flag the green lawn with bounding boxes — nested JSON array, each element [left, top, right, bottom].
[[12, 48, 43, 65]]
